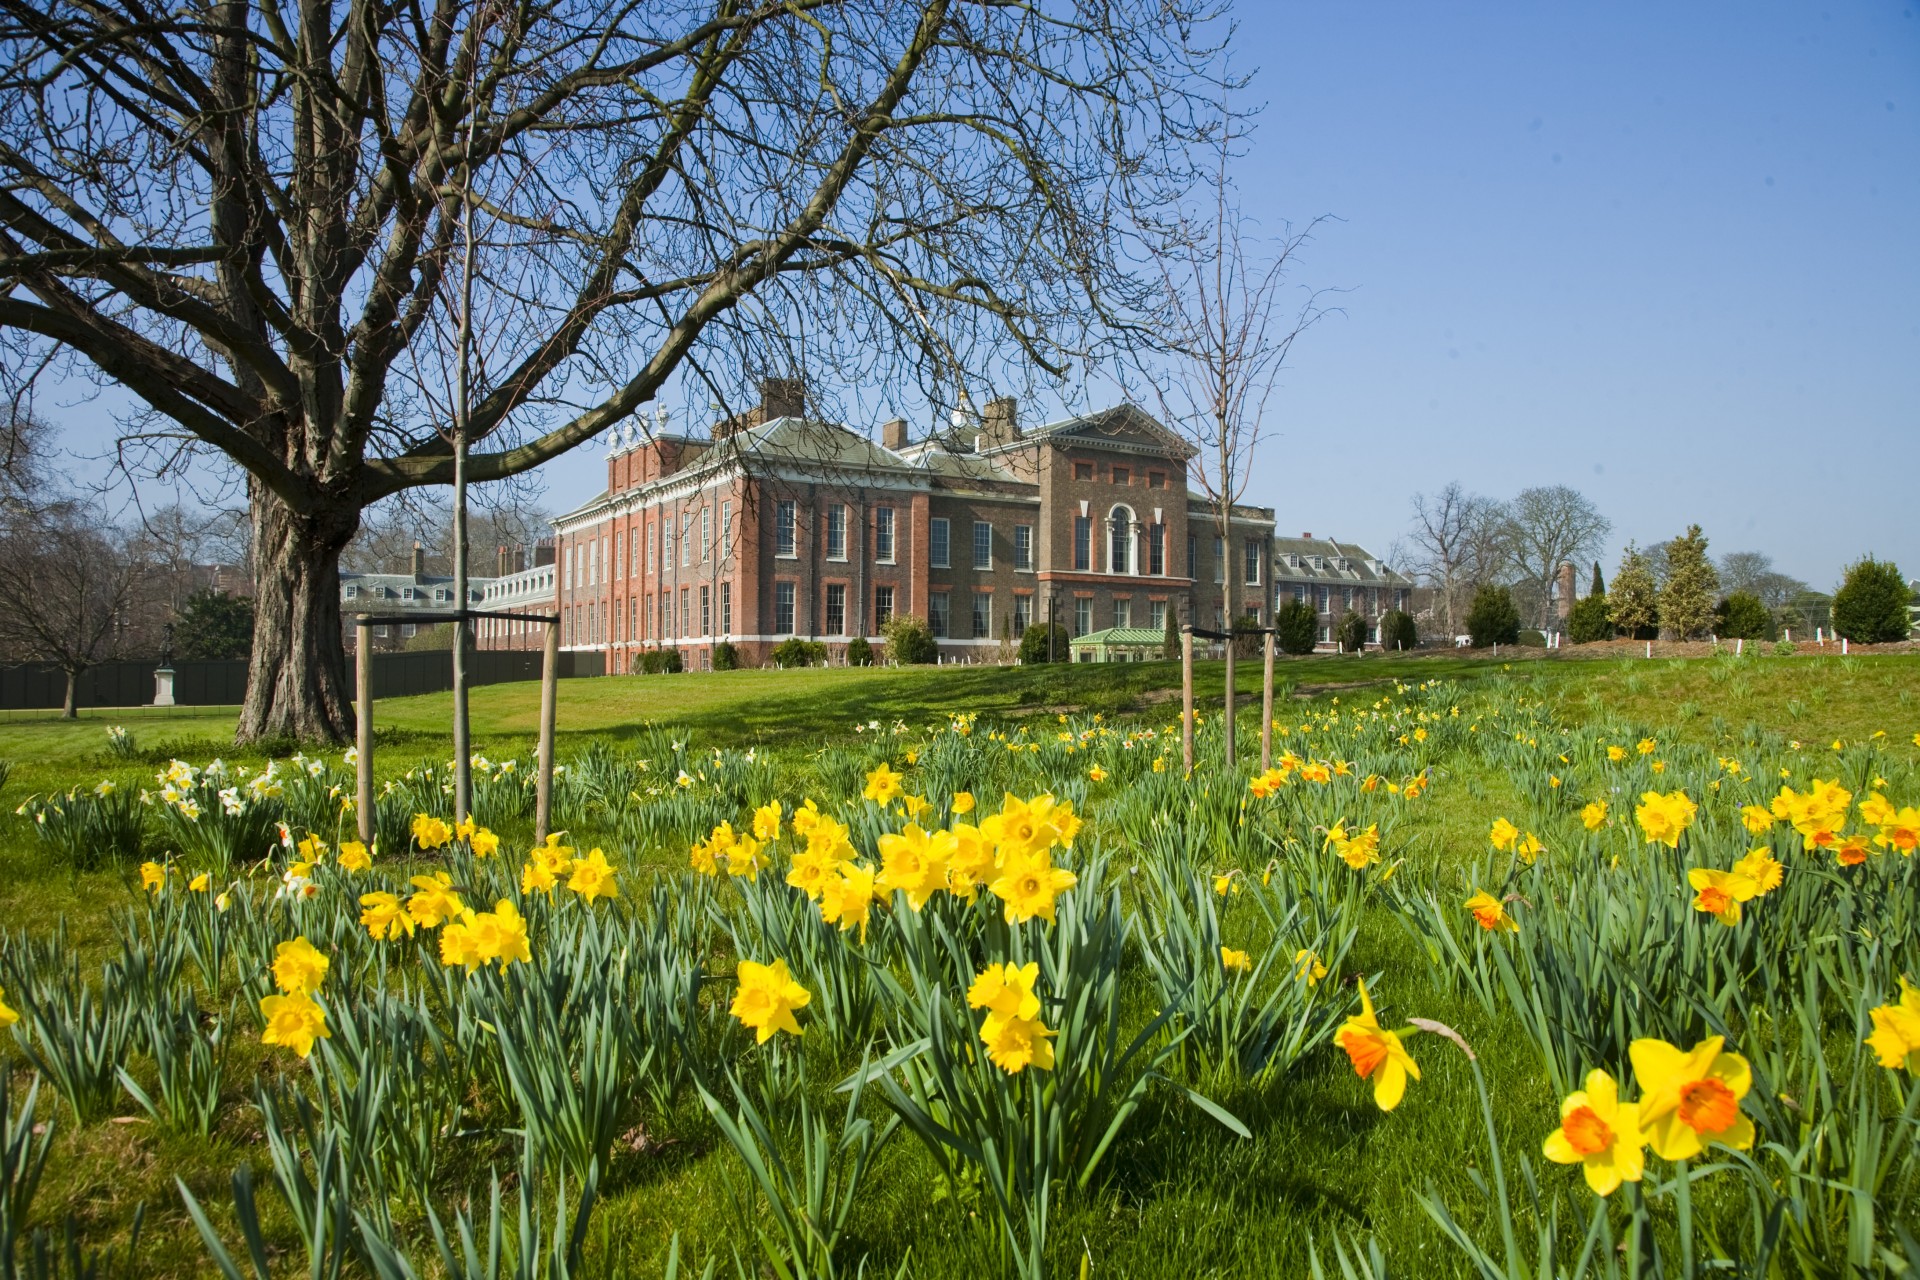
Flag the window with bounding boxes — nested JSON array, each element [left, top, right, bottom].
[[1343, 586, 1356, 611], [1149, 599, 1166, 630], [874, 585, 895, 628], [775, 581, 795, 634], [344, 584, 358, 600], [434, 587, 449, 603], [680, 515, 691, 567], [720, 581, 732, 634], [1293, 583, 1309, 603], [1114, 598, 1132, 628], [1369, 587, 1381, 616], [374, 624, 388, 638], [401, 586, 415, 601], [826, 583, 846, 635], [1014, 524, 1032, 570], [1317, 585, 1331, 613], [1396, 588, 1410, 612], [631, 597, 638, 640], [1074, 461, 1093, 481], [1074, 597, 1092, 636], [1244, 538, 1262, 585], [1012, 594, 1032, 632], [1112, 466, 1130, 486], [616, 532, 625, 578], [629, 531, 638, 578], [1109, 509, 1133, 575], [930, 517, 950, 568], [700, 585, 711, 634], [403, 623, 417, 639], [564, 545, 574, 589], [1148, 470, 1165, 489], [875, 506, 895, 563], [929, 591, 950, 637], [647, 524, 655, 574], [721, 501, 732, 558], [826, 504, 848, 560], [701, 508, 712, 561], [677, 587, 688, 636], [1149, 523, 1165, 576], [657, 594, 667, 639], [1213, 537, 1225, 583], [776, 500, 797, 556], [972, 521, 992, 570], [972, 592, 991, 639], [1074, 516, 1091, 571]]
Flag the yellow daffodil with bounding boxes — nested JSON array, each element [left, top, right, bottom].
[[260, 991, 329, 1057], [731, 958, 811, 1043], [1334, 980, 1420, 1111], [1465, 890, 1517, 933], [359, 891, 415, 940], [1635, 790, 1697, 849], [967, 962, 1055, 1073], [951, 791, 975, 815], [566, 847, 620, 903], [1866, 977, 1920, 1072], [862, 763, 904, 806], [877, 824, 950, 910], [1629, 1036, 1754, 1160], [1293, 949, 1328, 985], [988, 849, 1077, 926], [139, 861, 166, 894], [1733, 847, 1783, 894], [406, 872, 464, 928], [1688, 866, 1758, 926], [337, 839, 372, 872], [1489, 818, 1519, 851], [1543, 1069, 1644, 1196], [1581, 801, 1608, 831], [270, 936, 329, 995], [1221, 946, 1253, 973], [752, 800, 783, 842], [819, 863, 879, 942], [0, 984, 17, 1028]]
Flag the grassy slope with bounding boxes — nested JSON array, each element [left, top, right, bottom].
[[2, 650, 1916, 1276]]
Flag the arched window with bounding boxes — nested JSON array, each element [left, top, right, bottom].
[[1108, 505, 1136, 576]]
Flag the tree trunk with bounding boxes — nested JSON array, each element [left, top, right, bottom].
[[62, 667, 78, 718], [237, 485, 359, 744]]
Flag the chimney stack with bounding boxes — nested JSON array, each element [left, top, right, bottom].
[[981, 396, 1019, 448], [1556, 561, 1577, 620], [497, 544, 511, 577], [880, 417, 908, 450], [759, 376, 806, 422], [1301, 532, 1313, 539], [410, 540, 425, 578]]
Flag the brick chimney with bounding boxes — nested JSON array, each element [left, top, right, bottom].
[[759, 377, 805, 422], [1556, 560, 1577, 619], [1301, 532, 1313, 539], [981, 396, 1019, 448], [880, 417, 908, 450], [410, 540, 425, 578]]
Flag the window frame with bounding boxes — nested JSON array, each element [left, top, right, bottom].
[[825, 582, 847, 635], [775, 500, 798, 558], [875, 506, 896, 563], [972, 520, 993, 570], [826, 503, 848, 561], [929, 517, 950, 568], [874, 584, 895, 629], [774, 581, 795, 634], [1013, 524, 1033, 570]]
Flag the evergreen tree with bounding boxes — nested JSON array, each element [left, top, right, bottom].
[[1465, 584, 1521, 647], [1162, 602, 1180, 659], [1566, 592, 1613, 643], [1275, 597, 1318, 655], [1336, 610, 1369, 653], [1379, 609, 1419, 651], [1657, 525, 1718, 639], [1831, 556, 1912, 643], [173, 589, 255, 660], [1608, 544, 1658, 639], [1589, 561, 1605, 597]]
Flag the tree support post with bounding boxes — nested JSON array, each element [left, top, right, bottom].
[[1260, 630, 1275, 773], [535, 619, 560, 843], [355, 618, 374, 847], [1181, 624, 1194, 774]]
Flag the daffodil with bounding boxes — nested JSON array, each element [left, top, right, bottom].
[[1489, 818, 1519, 851], [566, 847, 619, 903], [270, 936, 329, 995], [862, 763, 904, 806], [1635, 790, 1697, 848], [968, 962, 1055, 1073], [1543, 1070, 1644, 1196], [1581, 801, 1608, 831], [877, 824, 950, 910], [406, 872, 464, 928], [1732, 847, 1783, 894], [731, 958, 811, 1042], [260, 991, 329, 1057], [819, 863, 879, 941], [1866, 977, 1920, 1072], [1221, 946, 1253, 973], [359, 891, 415, 940], [337, 840, 372, 873], [752, 800, 783, 842], [1333, 980, 1420, 1111], [139, 861, 166, 894], [0, 984, 17, 1028], [1688, 866, 1758, 926], [1292, 949, 1328, 985], [1465, 890, 1517, 933], [1629, 1035, 1754, 1160], [988, 849, 1077, 926]]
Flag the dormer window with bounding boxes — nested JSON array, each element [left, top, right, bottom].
[[434, 587, 449, 603], [344, 584, 358, 600], [401, 586, 415, 601]]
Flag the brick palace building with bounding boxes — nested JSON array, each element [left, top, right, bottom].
[[536, 380, 1291, 671]]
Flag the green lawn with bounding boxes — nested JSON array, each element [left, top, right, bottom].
[[0, 648, 1915, 1278]]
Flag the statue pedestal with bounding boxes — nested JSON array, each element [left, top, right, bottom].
[[153, 666, 177, 707]]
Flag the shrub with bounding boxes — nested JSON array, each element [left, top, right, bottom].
[[1566, 592, 1613, 644], [879, 614, 937, 665], [1608, 544, 1658, 639], [770, 637, 827, 668], [1379, 609, 1418, 651], [1831, 556, 1911, 643], [641, 648, 683, 674], [845, 635, 873, 667], [1275, 597, 1318, 655], [1162, 604, 1180, 659], [1515, 629, 1546, 647], [1019, 623, 1069, 664], [1713, 592, 1775, 641], [711, 641, 739, 671], [1465, 584, 1520, 647], [1334, 611, 1368, 653], [173, 589, 254, 660]]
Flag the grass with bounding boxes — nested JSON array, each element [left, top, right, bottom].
[[1, 647, 1915, 1277]]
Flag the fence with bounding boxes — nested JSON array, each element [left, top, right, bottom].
[[0, 649, 605, 711]]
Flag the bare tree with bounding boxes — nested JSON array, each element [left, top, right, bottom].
[[1503, 485, 1610, 628], [0, 0, 1223, 742], [1406, 483, 1509, 638], [1135, 109, 1334, 763], [0, 501, 153, 715], [1718, 550, 1807, 611]]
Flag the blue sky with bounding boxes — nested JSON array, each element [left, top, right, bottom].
[[49, 2, 1919, 589]]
